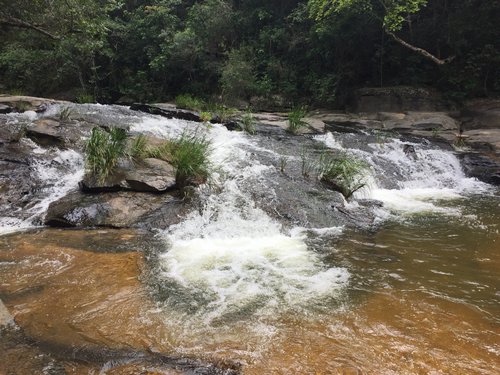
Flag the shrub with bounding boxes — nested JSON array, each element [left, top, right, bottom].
[[287, 106, 307, 134], [317, 151, 369, 200], [169, 131, 212, 188], [240, 109, 256, 135], [85, 127, 127, 183], [175, 94, 206, 112]]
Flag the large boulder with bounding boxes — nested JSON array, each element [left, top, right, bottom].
[[459, 99, 500, 130], [352, 87, 451, 113], [80, 158, 176, 193], [44, 191, 181, 228]]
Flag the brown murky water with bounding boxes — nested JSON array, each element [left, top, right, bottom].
[[0, 198, 499, 374]]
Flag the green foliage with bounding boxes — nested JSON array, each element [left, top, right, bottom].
[[85, 127, 127, 183], [279, 155, 289, 173], [240, 110, 256, 135], [209, 104, 238, 123], [0, 0, 498, 103], [169, 131, 212, 188], [317, 151, 368, 200], [129, 134, 149, 162], [287, 107, 308, 134], [200, 111, 212, 123], [221, 48, 257, 102], [175, 94, 206, 112], [76, 92, 95, 104]]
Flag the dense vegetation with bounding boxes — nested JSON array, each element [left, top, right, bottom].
[[0, 0, 498, 107]]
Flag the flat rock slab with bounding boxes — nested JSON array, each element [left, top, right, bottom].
[[26, 119, 65, 147], [44, 191, 175, 228], [0, 95, 67, 113]]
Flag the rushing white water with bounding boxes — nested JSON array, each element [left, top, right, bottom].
[[315, 132, 492, 217], [128, 117, 350, 319]]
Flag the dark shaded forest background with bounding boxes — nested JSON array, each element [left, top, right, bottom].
[[0, 0, 498, 107]]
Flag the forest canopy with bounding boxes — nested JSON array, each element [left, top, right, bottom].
[[0, 0, 498, 106]]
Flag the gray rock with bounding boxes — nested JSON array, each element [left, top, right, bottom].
[[44, 191, 177, 228], [125, 158, 176, 192], [26, 119, 65, 147], [0, 104, 12, 114], [353, 86, 451, 113], [129, 103, 201, 122], [80, 158, 177, 193], [459, 99, 500, 130]]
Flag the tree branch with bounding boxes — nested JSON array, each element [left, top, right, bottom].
[[0, 16, 60, 40], [387, 31, 454, 65]]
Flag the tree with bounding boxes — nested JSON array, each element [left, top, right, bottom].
[[308, 0, 454, 65]]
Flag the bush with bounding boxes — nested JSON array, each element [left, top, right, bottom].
[[175, 94, 206, 111], [286, 106, 307, 134], [85, 127, 128, 183], [317, 151, 368, 200], [168, 131, 212, 188]]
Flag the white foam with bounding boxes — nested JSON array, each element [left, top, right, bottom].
[[158, 124, 349, 318], [316, 132, 493, 217], [0, 148, 84, 235]]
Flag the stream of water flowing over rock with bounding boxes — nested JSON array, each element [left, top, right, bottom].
[[0, 105, 498, 374]]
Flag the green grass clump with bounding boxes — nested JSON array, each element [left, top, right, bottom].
[[200, 111, 212, 123], [175, 94, 206, 112], [85, 127, 127, 183], [240, 109, 256, 135], [59, 106, 73, 121], [129, 134, 148, 162], [169, 131, 212, 188], [286, 106, 307, 134], [317, 151, 368, 200], [76, 92, 95, 104]]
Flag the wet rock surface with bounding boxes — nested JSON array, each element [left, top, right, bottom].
[[80, 158, 176, 193], [45, 191, 183, 228]]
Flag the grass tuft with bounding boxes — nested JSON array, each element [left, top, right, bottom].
[[317, 151, 369, 200], [286, 106, 307, 134], [85, 127, 127, 183], [175, 94, 206, 112]]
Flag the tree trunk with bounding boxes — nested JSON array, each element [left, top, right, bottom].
[[387, 31, 454, 65]]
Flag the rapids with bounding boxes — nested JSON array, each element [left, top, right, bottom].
[[0, 104, 498, 374]]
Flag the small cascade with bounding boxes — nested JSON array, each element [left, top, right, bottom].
[[315, 131, 492, 216], [130, 116, 349, 319]]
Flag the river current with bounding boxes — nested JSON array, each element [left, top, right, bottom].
[[0, 104, 498, 374]]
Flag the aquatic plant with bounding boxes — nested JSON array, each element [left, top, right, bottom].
[[59, 106, 73, 121], [317, 151, 368, 200], [200, 111, 212, 123], [85, 126, 127, 183], [240, 109, 256, 135], [300, 147, 316, 178], [169, 130, 212, 188], [129, 134, 148, 162], [279, 155, 288, 173], [287, 106, 307, 134]]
